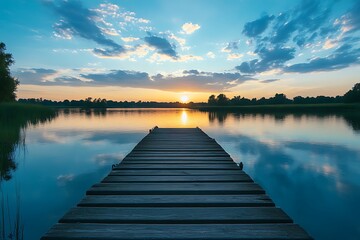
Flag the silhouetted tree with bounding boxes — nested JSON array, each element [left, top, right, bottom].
[[208, 95, 216, 105], [270, 93, 291, 104], [0, 42, 19, 102], [216, 94, 229, 105], [344, 83, 360, 103], [230, 95, 241, 105]]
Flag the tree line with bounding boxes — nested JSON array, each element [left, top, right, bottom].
[[207, 83, 360, 106], [18, 97, 194, 108]]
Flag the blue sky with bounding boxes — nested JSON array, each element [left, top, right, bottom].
[[1, 0, 360, 101]]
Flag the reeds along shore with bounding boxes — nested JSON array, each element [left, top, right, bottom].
[[0, 102, 56, 240]]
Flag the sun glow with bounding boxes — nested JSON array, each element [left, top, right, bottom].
[[180, 95, 189, 103], [181, 109, 188, 124]]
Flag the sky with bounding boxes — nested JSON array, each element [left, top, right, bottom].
[[1, 0, 360, 102]]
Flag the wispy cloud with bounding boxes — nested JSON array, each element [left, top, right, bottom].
[[46, 0, 126, 57], [121, 37, 140, 42], [206, 51, 215, 59], [236, 0, 360, 74]]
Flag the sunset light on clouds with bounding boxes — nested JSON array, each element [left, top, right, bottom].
[[1, 0, 360, 101]]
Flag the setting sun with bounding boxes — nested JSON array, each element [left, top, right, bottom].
[[180, 95, 189, 103]]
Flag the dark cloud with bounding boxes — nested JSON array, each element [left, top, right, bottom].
[[14, 68, 57, 84], [261, 79, 280, 83], [15, 68, 254, 92], [270, 0, 332, 46], [238, 0, 360, 74], [344, 0, 360, 33], [223, 41, 240, 52], [285, 47, 360, 73], [81, 70, 150, 86], [242, 14, 274, 38], [144, 34, 178, 59], [53, 76, 83, 84], [148, 71, 254, 91], [46, 0, 125, 56], [183, 70, 200, 75], [236, 46, 295, 74], [13, 68, 85, 86]]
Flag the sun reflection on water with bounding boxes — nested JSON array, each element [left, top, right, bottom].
[[181, 109, 188, 125]]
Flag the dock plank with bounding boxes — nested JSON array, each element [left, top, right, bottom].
[[109, 169, 246, 176], [87, 182, 265, 195], [102, 175, 252, 183], [42, 127, 312, 240], [114, 163, 238, 170], [78, 194, 274, 207], [60, 207, 292, 224], [42, 223, 311, 240]]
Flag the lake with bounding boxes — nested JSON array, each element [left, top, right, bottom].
[[2, 108, 360, 240]]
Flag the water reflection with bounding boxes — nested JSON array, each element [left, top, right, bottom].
[[205, 110, 360, 133], [0, 110, 56, 181], [219, 133, 360, 239], [1, 108, 359, 240], [181, 109, 188, 125]]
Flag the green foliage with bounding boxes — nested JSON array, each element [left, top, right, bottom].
[[0, 43, 19, 102], [344, 83, 360, 103]]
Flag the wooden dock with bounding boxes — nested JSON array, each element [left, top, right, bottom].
[[42, 127, 311, 239]]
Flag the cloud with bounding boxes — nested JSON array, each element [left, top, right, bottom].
[[227, 53, 243, 60], [237, 0, 360, 74], [338, 1, 360, 34], [181, 22, 201, 34], [206, 51, 215, 58], [15, 67, 254, 92], [121, 37, 140, 42], [242, 14, 274, 37], [57, 174, 74, 186], [94, 153, 124, 166], [14, 68, 61, 84], [81, 70, 150, 86], [183, 70, 200, 75], [285, 46, 360, 73], [144, 34, 178, 59], [47, 0, 126, 56], [236, 46, 295, 74], [221, 41, 240, 53], [93, 44, 152, 59], [261, 79, 280, 83], [168, 33, 186, 47]]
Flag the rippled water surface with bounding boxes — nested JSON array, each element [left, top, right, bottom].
[[2, 108, 360, 239]]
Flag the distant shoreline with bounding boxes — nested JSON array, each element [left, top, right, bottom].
[[195, 103, 360, 113], [41, 103, 360, 113]]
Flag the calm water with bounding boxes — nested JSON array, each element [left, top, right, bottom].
[[2, 108, 360, 240]]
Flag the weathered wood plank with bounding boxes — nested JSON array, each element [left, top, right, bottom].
[[114, 163, 238, 170], [60, 207, 292, 224], [109, 169, 246, 176], [87, 182, 264, 195], [102, 175, 252, 183], [127, 152, 230, 156], [114, 164, 238, 170], [42, 223, 312, 240], [132, 148, 225, 151], [120, 160, 234, 164], [123, 156, 233, 161], [78, 194, 274, 207]]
